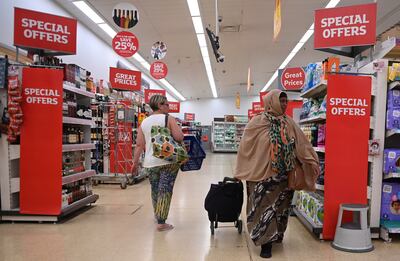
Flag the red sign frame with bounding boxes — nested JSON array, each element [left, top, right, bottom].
[[168, 102, 180, 113], [323, 74, 371, 239], [314, 3, 377, 49], [252, 102, 264, 113], [150, 61, 168, 80], [20, 68, 63, 215], [112, 31, 139, 57], [14, 7, 77, 54], [144, 89, 166, 103], [248, 109, 256, 120], [184, 113, 195, 121], [109, 67, 141, 91]]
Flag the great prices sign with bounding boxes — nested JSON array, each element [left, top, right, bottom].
[[112, 31, 139, 57], [314, 3, 377, 49], [168, 102, 180, 113], [252, 102, 264, 113], [150, 62, 168, 79], [279, 67, 305, 90], [144, 89, 166, 103], [184, 113, 195, 121], [14, 8, 77, 54], [109, 67, 141, 91]]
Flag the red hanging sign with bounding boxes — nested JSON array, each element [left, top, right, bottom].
[[248, 109, 257, 120], [184, 113, 195, 121], [286, 101, 302, 118], [14, 8, 77, 54], [109, 67, 141, 91], [150, 61, 168, 79], [20, 68, 63, 215], [252, 102, 264, 113], [280, 67, 305, 90], [112, 31, 139, 57], [168, 102, 180, 113], [323, 74, 371, 239], [144, 89, 166, 103], [314, 3, 377, 49], [260, 92, 268, 106]]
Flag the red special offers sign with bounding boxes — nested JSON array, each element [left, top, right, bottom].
[[184, 113, 195, 121], [144, 89, 166, 103], [109, 67, 141, 91], [112, 31, 139, 57], [14, 8, 77, 54], [281, 67, 305, 90], [150, 61, 168, 79], [314, 3, 377, 49], [252, 102, 264, 113], [168, 102, 180, 113]]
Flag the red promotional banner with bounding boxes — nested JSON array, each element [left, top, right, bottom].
[[286, 101, 302, 118], [252, 102, 264, 113], [150, 61, 168, 79], [323, 74, 371, 239], [112, 31, 139, 57], [280, 67, 305, 90], [14, 8, 77, 54], [168, 102, 180, 113], [260, 92, 268, 106], [144, 89, 166, 103], [20, 68, 63, 215], [109, 67, 141, 91], [184, 113, 195, 121], [314, 3, 377, 49], [248, 109, 257, 120]]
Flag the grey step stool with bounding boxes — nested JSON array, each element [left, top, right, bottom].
[[332, 204, 374, 253]]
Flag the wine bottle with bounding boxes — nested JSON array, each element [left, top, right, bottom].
[[113, 9, 119, 25], [124, 11, 130, 29], [120, 10, 126, 28], [132, 10, 138, 27]]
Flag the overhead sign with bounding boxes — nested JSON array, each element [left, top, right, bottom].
[[20, 68, 63, 215], [112, 2, 139, 29], [150, 61, 168, 79], [279, 67, 305, 90], [323, 74, 371, 239], [14, 8, 77, 54], [112, 31, 139, 57], [252, 102, 264, 113], [151, 41, 167, 60], [260, 91, 268, 106], [314, 3, 377, 49], [248, 109, 256, 120], [168, 102, 180, 113], [144, 89, 166, 103], [109, 67, 141, 91], [184, 113, 195, 121]]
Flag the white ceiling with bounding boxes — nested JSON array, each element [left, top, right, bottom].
[[55, 0, 400, 100]]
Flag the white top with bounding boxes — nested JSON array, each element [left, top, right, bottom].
[[141, 114, 170, 168]]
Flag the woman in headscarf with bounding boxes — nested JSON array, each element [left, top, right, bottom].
[[235, 90, 319, 258]]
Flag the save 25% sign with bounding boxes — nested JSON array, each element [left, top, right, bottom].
[[112, 31, 139, 57]]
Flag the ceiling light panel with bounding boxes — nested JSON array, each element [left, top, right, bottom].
[[192, 16, 204, 34], [73, 1, 104, 24], [98, 23, 117, 38], [197, 34, 207, 47], [186, 0, 201, 16]]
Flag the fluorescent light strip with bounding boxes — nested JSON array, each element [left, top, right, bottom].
[[187, 0, 218, 98], [98, 23, 117, 38], [160, 79, 186, 101], [261, 0, 340, 92], [73, 1, 104, 24]]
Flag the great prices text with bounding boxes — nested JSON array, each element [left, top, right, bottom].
[[21, 18, 71, 44]]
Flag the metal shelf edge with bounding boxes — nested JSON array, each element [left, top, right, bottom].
[[315, 184, 324, 191], [300, 81, 328, 99], [63, 117, 94, 126], [62, 143, 96, 152], [62, 170, 96, 185], [63, 83, 96, 98], [61, 194, 98, 216], [383, 173, 400, 180], [293, 207, 323, 235]]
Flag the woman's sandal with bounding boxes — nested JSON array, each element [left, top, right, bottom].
[[157, 224, 174, 232]]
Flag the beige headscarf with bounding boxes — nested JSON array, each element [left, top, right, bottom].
[[234, 90, 319, 185]]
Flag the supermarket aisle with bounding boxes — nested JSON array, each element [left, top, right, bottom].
[[1, 153, 400, 261]]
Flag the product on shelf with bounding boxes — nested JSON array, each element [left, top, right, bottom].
[[62, 179, 93, 207], [316, 158, 325, 185], [7, 66, 23, 143], [383, 149, 400, 174], [388, 90, 400, 109], [381, 182, 400, 222], [386, 107, 400, 130], [317, 124, 326, 147], [62, 151, 85, 176], [63, 125, 84, 144], [388, 63, 400, 82], [300, 124, 319, 146], [318, 95, 327, 115]]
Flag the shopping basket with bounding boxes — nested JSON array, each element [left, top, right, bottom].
[[180, 134, 206, 171]]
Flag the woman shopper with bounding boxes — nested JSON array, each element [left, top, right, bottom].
[[132, 94, 184, 232], [234, 90, 319, 258]]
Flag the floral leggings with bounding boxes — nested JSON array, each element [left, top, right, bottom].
[[146, 163, 180, 224]]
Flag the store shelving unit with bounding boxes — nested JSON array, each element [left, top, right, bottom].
[[212, 121, 247, 152], [0, 78, 99, 222], [294, 52, 388, 239]]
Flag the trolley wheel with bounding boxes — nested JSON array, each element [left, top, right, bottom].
[[210, 221, 215, 235], [237, 220, 243, 234], [120, 182, 127, 189]]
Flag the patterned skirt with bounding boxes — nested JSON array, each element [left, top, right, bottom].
[[246, 172, 294, 246]]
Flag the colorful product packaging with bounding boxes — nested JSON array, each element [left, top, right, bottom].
[[317, 124, 326, 147], [386, 108, 400, 130], [387, 90, 400, 109], [383, 149, 400, 174], [381, 182, 400, 222]]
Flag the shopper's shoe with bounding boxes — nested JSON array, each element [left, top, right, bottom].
[[260, 243, 272, 258], [157, 223, 174, 232]]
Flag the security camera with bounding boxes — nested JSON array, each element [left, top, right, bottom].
[[206, 27, 225, 63], [217, 54, 225, 63], [218, 16, 223, 23]]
